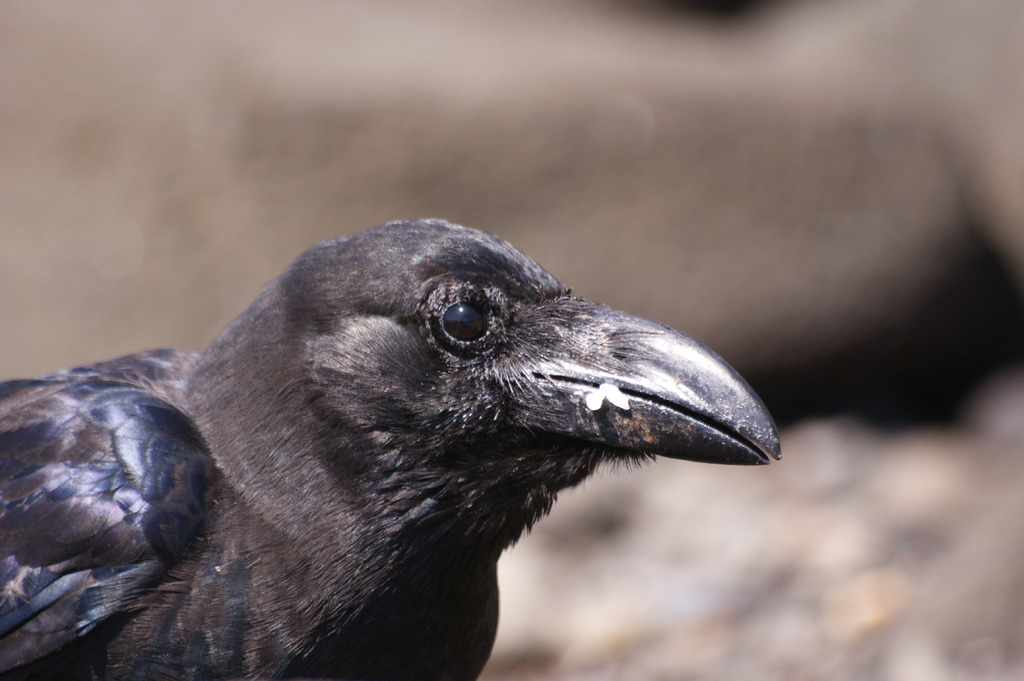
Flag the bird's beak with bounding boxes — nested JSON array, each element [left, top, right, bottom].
[[513, 306, 781, 465]]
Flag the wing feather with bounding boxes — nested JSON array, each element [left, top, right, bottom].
[[0, 351, 212, 672]]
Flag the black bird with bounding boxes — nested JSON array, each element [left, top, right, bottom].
[[0, 220, 779, 681]]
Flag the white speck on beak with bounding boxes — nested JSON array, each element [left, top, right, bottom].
[[602, 383, 630, 410], [585, 389, 605, 411], [584, 383, 631, 411]]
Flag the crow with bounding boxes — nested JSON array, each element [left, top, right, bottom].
[[0, 220, 779, 681]]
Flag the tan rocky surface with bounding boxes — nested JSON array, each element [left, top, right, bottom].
[[486, 395, 1024, 679]]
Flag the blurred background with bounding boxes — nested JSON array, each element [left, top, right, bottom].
[[3, 0, 1024, 678]]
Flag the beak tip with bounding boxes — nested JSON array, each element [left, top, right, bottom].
[[751, 418, 782, 464], [716, 413, 781, 465]]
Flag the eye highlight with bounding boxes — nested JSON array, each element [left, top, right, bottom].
[[442, 302, 487, 341]]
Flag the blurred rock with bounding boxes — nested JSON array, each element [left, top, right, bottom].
[[959, 365, 1024, 448], [823, 567, 911, 645]]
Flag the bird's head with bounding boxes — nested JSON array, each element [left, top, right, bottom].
[[191, 220, 779, 549]]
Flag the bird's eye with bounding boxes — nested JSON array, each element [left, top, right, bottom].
[[442, 302, 487, 341]]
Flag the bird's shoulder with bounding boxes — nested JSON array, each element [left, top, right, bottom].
[[0, 349, 213, 672]]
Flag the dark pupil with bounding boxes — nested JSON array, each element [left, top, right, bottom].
[[442, 302, 487, 341]]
